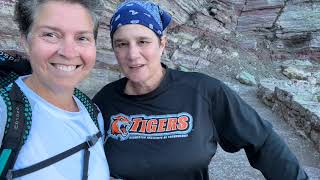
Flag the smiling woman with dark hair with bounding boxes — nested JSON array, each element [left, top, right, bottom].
[[0, 0, 109, 179], [93, 1, 308, 180]]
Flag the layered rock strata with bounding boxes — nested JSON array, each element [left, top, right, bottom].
[[258, 79, 320, 152]]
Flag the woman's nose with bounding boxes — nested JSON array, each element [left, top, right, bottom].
[[127, 44, 140, 60], [58, 38, 79, 59]]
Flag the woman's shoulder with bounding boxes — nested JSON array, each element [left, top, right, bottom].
[[167, 68, 233, 100], [169, 68, 224, 87], [93, 78, 125, 102], [99, 78, 124, 91]]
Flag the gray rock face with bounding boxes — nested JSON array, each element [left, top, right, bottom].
[[1, 1, 319, 110], [277, 3, 320, 32], [236, 0, 320, 61], [258, 78, 320, 152], [273, 2, 320, 60], [1, 0, 318, 84], [0, 2, 19, 50], [282, 66, 312, 80], [236, 71, 257, 86]]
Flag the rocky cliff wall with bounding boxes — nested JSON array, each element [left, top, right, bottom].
[[0, 0, 319, 95]]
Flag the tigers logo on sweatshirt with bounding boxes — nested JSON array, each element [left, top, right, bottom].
[[108, 112, 193, 141]]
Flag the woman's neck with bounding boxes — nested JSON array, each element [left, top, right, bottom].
[[24, 77, 79, 112], [125, 68, 166, 95]]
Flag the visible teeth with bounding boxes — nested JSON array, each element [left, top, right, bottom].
[[131, 65, 143, 68], [55, 64, 77, 72]]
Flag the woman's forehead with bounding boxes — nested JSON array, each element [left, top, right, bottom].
[[32, 1, 94, 32], [113, 24, 157, 39]]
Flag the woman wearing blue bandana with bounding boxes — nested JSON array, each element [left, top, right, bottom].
[[93, 1, 308, 179]]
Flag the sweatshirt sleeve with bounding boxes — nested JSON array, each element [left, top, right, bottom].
[[211, 82, 308, 179]]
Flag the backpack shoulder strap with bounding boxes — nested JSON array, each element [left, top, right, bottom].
[[0, 50, 31, 89], [0, 72, 19, 89], [0, 82, 32, 179], [73, 88, 100, 130], [0, 85, 100, 179]]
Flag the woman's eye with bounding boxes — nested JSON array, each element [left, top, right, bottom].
[[78, 36, 93, 42], [115, 42, 127, 48], [78, 36, 89, 42], [79, 37, 87, 40], [139, 41, 150, 45], [43, 32, 56, 38], [41, 32, 59, 43]]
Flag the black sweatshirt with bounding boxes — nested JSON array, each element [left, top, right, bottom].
[[93, 67, 308, 180]]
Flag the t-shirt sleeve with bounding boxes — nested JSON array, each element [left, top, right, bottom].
[[93, 87, 111, 133], [92, 98, 105, 141], [211, 82, 308, 179], [97, 108, 105, 142], [92, 91, 103, 113], [0, 96, 7, 147]]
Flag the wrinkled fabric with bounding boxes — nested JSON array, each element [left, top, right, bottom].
[[110, 0, 171, 38]]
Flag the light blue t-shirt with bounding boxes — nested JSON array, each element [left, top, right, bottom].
[[0, 76, 110, 180]]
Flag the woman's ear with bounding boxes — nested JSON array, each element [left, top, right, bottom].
[[159, 36, 167, 55], [20, 34, 30, 56]]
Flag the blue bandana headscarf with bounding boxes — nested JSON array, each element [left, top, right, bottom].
[[110, 0, 172, 38]]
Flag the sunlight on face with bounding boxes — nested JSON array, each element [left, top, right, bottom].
[[23, 1, 96, 92]]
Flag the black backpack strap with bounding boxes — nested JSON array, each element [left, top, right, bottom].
[[0, 51, 31, 76], [72, 89, 101, 180], [0, 72, 19, 89], [0, 80, 100, 179], [7, 132, 101, 180], [0, 50, 31, 89], [0, 83, 32, 179], [74, 88, 100, 130]]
